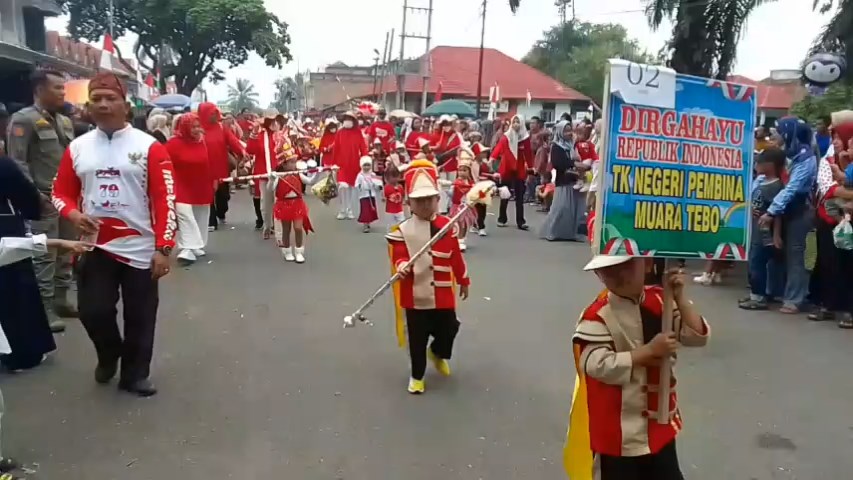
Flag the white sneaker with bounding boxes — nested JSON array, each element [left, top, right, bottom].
[[478, 229, 487, 237], [459, 239, 467, 252], [177, 249, 196, 263], [693, 273, 712, 286], [346, 209, 356, 220], [208, 226, 215, 232], [282, 247, 296, 262], [711, 272, 723, 285], [193, 249, 206, 257], [294, 246, 306, 264], [336, 212, 346, 220]]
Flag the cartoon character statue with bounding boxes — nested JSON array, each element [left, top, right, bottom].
[[802, 52, 847, 96]]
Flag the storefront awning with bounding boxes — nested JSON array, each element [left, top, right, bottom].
[[0, 41, 94, 79]]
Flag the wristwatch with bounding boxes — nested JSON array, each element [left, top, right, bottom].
[[157, 246, 173, 256]]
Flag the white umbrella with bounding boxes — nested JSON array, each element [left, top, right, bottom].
[[389, 109, 416, 119]]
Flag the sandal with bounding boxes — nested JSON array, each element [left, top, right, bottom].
[[807, 308, 834, 322], [738, 299, 768, 310], [778, 305, 800, 314]]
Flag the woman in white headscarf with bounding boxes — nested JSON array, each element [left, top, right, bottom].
[[490, 114, 533, 230], [540, 120, 589, 241], [146, 113, 171, 143]]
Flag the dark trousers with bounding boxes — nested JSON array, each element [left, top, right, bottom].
[[252, 197, 263, 227], [77, 250, 159, 383], [597, 440, 684, 480], [475, 204, 487, 230], [405, 309, 460, 380], [209, 183, 231, 227], [498, 177, 526, 227], [814, 218, 843, 310], [748, 243, 780, 298]]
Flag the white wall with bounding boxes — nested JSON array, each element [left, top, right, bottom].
[[515, 101, 542, 120]]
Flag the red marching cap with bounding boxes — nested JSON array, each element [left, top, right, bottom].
[[404, 159, 440, 199]]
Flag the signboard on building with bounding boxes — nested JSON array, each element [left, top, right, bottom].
[[594, 60, 757, 260]]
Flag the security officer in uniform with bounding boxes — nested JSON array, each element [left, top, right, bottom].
[[7, 69, 76, 333]]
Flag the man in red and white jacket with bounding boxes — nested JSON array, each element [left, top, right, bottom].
[[52, 73, 176, 397]]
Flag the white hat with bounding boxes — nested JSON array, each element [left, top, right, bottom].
[[417, 137, 431, 148], [438, 115, 453, 124], [325, 117, 339, 125], [359, 155, 373, 167], [263, 108, 280, 120], [395, 141, 406, 150], [583, 255, 633, 272]]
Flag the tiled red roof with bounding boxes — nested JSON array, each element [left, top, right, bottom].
[[362, 46, 589, 102], [727, 74, 805, 111]]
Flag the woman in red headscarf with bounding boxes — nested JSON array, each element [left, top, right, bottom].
[[166, 113, 213, 264], [318, 119, 338, 166]]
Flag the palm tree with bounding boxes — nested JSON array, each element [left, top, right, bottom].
[[645, 0, 775, 78], [811, 0, 852, 77], [226, 78, 259, 113], [509, 0, 520, 12]]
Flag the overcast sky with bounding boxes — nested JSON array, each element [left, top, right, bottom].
[[47, 0, 829, 106]]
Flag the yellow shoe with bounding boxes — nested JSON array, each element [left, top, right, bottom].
[[428, 349, 452, 377], [407, 377, 425, 394]]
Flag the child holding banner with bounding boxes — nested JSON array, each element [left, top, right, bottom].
[[565, 256, 710, 480]]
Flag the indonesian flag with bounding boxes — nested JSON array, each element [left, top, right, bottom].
[[99, 33, 115, 71], [435, 81, 443, 102]]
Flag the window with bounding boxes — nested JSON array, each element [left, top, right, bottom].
[[540, 102, 556, 123]]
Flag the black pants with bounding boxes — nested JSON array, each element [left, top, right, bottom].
[[406, 309, 460, 380], [209, 183, 231, 227], [475, 204, 487, 230], [498, 177, 526, 227], [814, 218, 843, 310], [77, 250, 159, 383], [597, 440, 684, 480]]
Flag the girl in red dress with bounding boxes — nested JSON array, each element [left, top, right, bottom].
[[449, 153, 478, 251], [355, 156, 380, 232], [272, 156, 315, 263]]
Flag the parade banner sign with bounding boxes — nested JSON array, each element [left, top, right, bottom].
[[595, 60, 757, 259]]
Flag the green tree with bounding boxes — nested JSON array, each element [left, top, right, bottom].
[[58, 0, 292, 95], [523, 21, 655, 105], [645, 0, 774, 78], [226, 78, 259, 112], [790, 83, 853, 122], [271, 74, 305, 113], [810, 0, 853, 81]]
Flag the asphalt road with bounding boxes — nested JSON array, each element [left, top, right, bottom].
[[3, 192, 853, 479]]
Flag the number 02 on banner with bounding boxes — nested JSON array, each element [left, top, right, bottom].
[[609, 59, 676, 110]]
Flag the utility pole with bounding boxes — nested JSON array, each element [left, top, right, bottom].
[[474, 0, 487, 118], [108, 0, 115, 37], [378, 30, 390, 103], [396, 0, 409, 109], [420, 0, 434, 112], [397, 1, 433, 112], [381, 28, 395, 107], [372, 49, 381, 97]]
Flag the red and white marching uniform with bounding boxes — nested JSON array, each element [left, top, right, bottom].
[[386, 213, 470, 309], [385, 160, 471, 394], [273, 174, 314, 232], [569, 287, 710, 461], [52, 126, 177, 269]]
